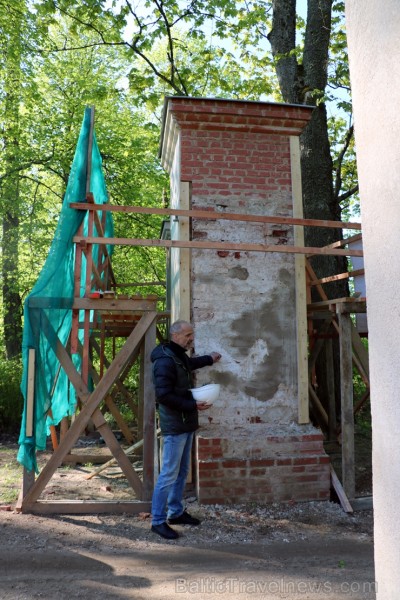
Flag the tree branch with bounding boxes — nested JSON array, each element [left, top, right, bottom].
[[333, 124, 354, 200], [338, 185, 359, 204], [0, 154, 55, 182]]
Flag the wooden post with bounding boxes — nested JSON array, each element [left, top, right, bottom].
[[142, 317, 157, 501], [138, 342, 145, 442], [337, 307, 355, 500], [71, 224, 84, 355], [26, 349, 35, 438], [291, 136, 309, 424], [170, 181, 191, 323], [60, 417, 69, 443], [325, 338, 337, 442], [179, 181, 191, 322], [21, 348, 36, 500]]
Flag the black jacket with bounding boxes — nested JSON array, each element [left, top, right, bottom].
[[151, 341, 213, 435]]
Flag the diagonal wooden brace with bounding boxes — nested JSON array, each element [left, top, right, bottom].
[[21, 310, 157, 509]]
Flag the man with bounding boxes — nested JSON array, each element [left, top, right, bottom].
[[150, 320, 221, 540]]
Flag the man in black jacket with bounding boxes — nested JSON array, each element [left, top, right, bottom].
[[150, 320, 221, 539]]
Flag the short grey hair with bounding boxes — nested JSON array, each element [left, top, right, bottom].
[[169, 320, 191, 336]]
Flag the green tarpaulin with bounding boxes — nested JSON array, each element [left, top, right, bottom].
[[18, 108, 113, 472]]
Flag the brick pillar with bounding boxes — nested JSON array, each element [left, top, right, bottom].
[[160, 98, 330, 504]]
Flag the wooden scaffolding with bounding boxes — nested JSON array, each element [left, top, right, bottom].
[[18, 195, 366, 514]]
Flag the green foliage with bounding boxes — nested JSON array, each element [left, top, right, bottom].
[[0, 357, 24, 432]]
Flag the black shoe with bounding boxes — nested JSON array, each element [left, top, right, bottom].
[[168, 510, 201, 526], [151, 522, 179, 540]]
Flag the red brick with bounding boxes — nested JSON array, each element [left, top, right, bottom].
[[199, 496, 226, 504], [197, 449, 211, 460], [222, 459, 246, 468], [249, 468, 266, 476], [249, 459, 275, 467], [198, 461, 220, 471], [197, 438, 210, 446], [293, 457, 319, 466], [319, 490, 330, 499], [199, 479, 222, 488]]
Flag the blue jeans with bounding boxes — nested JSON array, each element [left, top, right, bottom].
[[151, 432, 194, 526]]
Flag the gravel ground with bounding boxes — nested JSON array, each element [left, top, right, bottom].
[[0, 498, 375, 600]]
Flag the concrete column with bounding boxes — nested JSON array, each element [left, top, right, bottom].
[[346, 2, 400, 597]]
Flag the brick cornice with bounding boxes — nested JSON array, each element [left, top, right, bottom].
[[160, 96, 313, 170]]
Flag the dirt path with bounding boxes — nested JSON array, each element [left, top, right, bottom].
[[0, 500, 375, 600]]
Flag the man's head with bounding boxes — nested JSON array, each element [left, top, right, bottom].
[[170, 320, 194, 350]]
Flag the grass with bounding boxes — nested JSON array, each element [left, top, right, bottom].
[[0, 447, 23, 504]]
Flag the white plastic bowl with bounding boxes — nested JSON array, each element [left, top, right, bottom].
[[190, 383, 220, 404]]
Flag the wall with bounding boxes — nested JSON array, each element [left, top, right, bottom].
[[196, 423, 330, 504], [190, 131, 298, 426], [346, 2, 400, 597]]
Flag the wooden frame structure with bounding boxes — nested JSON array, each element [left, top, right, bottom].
[[306, 250, 368, 502], [18, 191, 365, 514]]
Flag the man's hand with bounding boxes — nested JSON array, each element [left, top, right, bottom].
[[210, 352, 222, 363], [196, 401, 212, 411]]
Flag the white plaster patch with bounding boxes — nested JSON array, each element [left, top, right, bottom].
[[240, 338, 270, 379]]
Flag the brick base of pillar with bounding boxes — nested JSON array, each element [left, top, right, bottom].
[[195, 424, 330, 505]]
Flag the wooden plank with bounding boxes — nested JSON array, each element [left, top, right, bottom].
[[25, 500, 151, 515], [322, 233, 362, 250], [354, 389, 370, 416], [308, 384, 329, 426], [21, 312, 157, 510], [178, 181, 191, 323], [291, 136, 309, 424], [73, 235, 364, 257], [330, 465, 354, 513], [26, 349, 35, 437], [142, 318, 157, 500], [70, 202, 362, 230], [62, 453, 114, 465], [337, 308, 356, 501], [307, 298, 366, 310], [85, 429, 160, 479], [91, 338, 139, 417], [308, 317, 333, 375], [306, 259, 329, 304], [91, 210, 117, 288], [351, 321, 370, 380], [60, 417, 69, 443], [325, 339, 337, 442], [82, 209, 95, 388], [72, 297, 158, 311], [351, 496, 373, 511], [81, 339, 134, 444], [138, 343, 145, 441], [309, 268, 365, 286], [18, 468, 35, 511], [102, 394, 134, 444], [91, 418, 143, 495], [28, 297, 73, 309]]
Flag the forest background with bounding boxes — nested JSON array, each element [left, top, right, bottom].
[[0, 0, 359, 432]]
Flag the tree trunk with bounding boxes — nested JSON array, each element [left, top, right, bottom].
[[269, 0, 347, 292], [268, 0, 348, 419]]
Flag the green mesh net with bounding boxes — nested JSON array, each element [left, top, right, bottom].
[[17, 108, 114, 472]]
